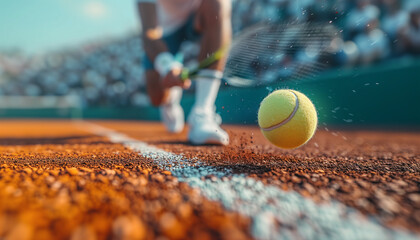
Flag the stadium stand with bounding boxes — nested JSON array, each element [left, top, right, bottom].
[[0, 0, 419, 108]]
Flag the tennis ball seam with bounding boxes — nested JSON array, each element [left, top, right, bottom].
[[261, 90, 300, 131]]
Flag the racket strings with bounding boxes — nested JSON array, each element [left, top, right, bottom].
[[223, 23, 338, 86]]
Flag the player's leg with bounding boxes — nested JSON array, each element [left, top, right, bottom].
[[187, 0, 232, 145], [195, 0, 232, 71], [145, 66, 184, 133], [145, 70, 169, 106]]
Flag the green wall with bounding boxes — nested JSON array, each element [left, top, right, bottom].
[[211, 57, 420, 127]]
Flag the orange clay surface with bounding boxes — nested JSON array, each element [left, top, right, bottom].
[[0, 119, 419, 240]]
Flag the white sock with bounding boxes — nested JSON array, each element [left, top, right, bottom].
[[165, 86, 182, 105], [193, 69, 222, 112]]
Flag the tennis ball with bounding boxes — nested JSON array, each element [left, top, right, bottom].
[[258, 89, 317, 149]]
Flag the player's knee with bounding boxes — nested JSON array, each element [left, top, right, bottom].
[[148, 90, 166, 106], [202, 0, 231, 21], [149, 96, 163, 107], [146, 71, 165, 106]]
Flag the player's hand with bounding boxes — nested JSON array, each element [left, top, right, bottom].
[[161, 67, 191, 89]]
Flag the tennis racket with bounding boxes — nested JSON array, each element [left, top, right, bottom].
[[181, 22, 339, 87]]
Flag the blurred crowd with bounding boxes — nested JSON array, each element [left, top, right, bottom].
[[0, 38, 149, 107], [0, 0, 419, 107], [233, 0, 420, 66]]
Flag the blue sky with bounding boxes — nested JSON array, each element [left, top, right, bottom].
[[0, 0, 139, 55]]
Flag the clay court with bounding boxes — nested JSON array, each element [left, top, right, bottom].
[[0, 120, 418, 240]]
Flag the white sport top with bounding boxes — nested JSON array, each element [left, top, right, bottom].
[[137, 0, 202, 36]]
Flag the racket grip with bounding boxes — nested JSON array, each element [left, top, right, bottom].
[[181, 69, 190, 81], [180, 46, 228, 81]]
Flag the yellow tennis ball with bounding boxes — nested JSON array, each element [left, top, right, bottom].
[[258, 89, 318, 149]]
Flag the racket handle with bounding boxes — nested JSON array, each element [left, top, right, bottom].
[[180, 46, 228, 81], [181, 69, 190, 81]]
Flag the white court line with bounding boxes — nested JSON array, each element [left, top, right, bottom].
[[82, 122, 418, 240]]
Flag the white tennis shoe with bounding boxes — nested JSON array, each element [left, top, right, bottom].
[[187, 108, 229, 145], [160, 87, 184, 133], [160, 103, 184, 133]]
